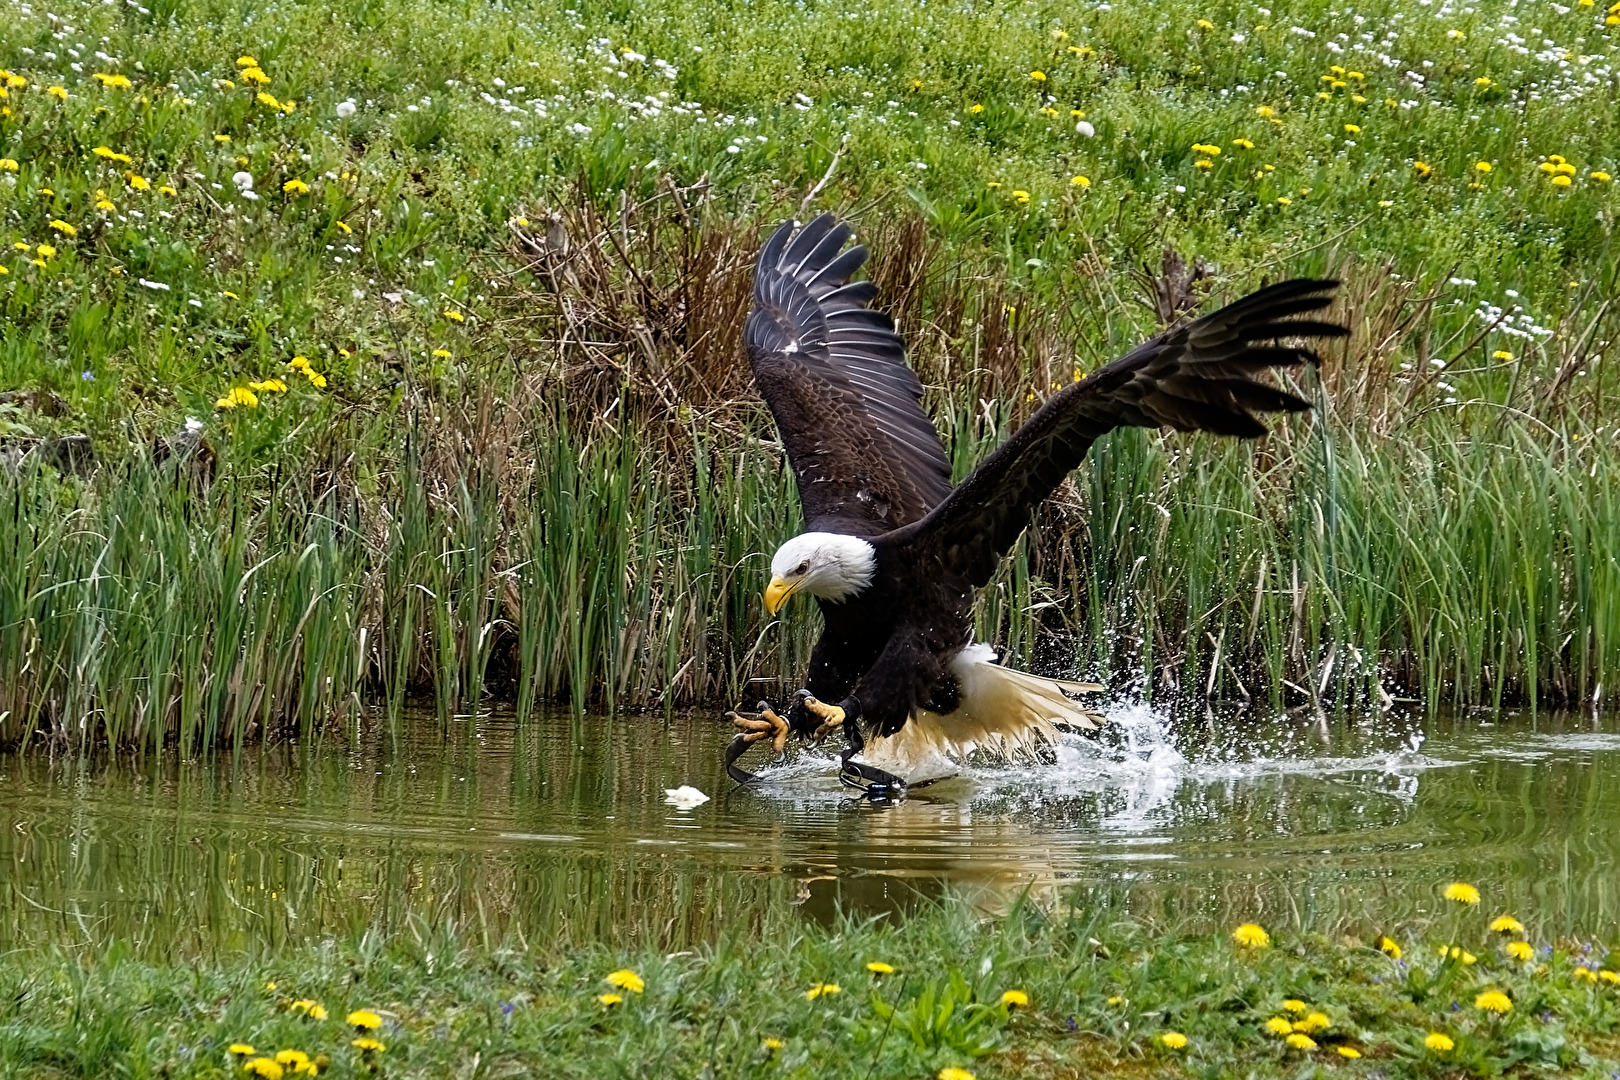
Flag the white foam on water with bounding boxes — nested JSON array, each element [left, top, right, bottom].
[[738, 698, 1449, 810]]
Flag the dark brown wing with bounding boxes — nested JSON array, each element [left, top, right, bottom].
[[888, 278, 1346, 585], [745, 214, 953, 536]]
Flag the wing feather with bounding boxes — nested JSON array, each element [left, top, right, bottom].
[[744, 215, 954, 536], [886, 278, 1346, 585]]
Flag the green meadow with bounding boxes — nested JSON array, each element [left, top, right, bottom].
[[7, 891, 1620, 1078], [2, 0, 1620, 747]]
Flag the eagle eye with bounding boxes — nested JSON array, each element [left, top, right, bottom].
[[795, 561, 809, 575]]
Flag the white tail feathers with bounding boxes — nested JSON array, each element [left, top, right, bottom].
[[858, 644, 1105, 782]]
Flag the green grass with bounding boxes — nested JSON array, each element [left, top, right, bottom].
[[4, 890, 1620, 1079], [4, 0, 1620, 747]]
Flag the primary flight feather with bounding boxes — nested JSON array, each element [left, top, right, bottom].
[[726, 214, 1346, 796]]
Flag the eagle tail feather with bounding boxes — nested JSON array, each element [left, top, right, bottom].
[[857, 645, 1105, 782]]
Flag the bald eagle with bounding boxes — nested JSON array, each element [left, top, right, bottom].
[[726, 214, 1344, 796]]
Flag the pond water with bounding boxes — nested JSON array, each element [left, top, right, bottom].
[[4, 705, 1620, 953]]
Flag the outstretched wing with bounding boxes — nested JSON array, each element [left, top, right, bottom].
[[745, 214, 953, 537], [890, 278, 1346, 586]]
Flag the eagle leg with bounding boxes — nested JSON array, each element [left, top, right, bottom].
[[724, 700, 790, 784]]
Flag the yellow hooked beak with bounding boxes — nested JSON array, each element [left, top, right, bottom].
[[764, 575, 800, 616]]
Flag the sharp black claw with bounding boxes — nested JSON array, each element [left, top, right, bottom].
[[725, 733, 760, 786]]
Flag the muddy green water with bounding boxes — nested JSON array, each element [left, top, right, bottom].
[[4, 706, 1620, 953]]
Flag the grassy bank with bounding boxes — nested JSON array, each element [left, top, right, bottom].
[[4, 886, 1620, 1078], [3, 0, 1620, 747]]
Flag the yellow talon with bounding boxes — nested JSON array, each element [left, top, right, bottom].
[[801, 695, 846, 742]]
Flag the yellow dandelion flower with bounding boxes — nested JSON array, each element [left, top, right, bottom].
[[598, 993, 623, 1005], [1011, 190, 1030, 204], [308, 1004, 328, 1020], [237, 55, 258, 66], [1070, 108, 1085, 117], [47, 85, 67, 99], [444, 309, 466, 322], [605, 970, 645, 993], [433, 349, 452, 358], [35, 243, 56, 259], [351, 1038, 384, 1053], [0, 158, 16, 172], [336, 221, 352, 234], [1490, 915, 1524, 934], [224, 291, 240, 299], [1552, 175, 1573, 187], [1414, 161, 1432, 178], [1556, 162, 1577, 175], [866, 962, 895, 974], [1352, 93, 1368, 103], [215, 134, 232, 143], [1265, 1017, 1295, 1035], [1296, 1012, 1330, 1033], [96, 198, 116, 211], [1337, 1046, 1362, 1058], [1000, 990, 1029, 1008], [160, 185, 177, 195], [241, 67, 270, 86], [128, 174, 151, 190], [256, 91, 283, 110], [92, 72, 133, 89], [91, 146, 133, 164], [1255, 105, 1275, 118], [1232, 138, 1255, 149], [244, 1058, 284, 1080], [1195, 159, 1213, 169], [1276, 196, 1291, 205], [1549, 154, 1567, 164], [346, 1010, 382, 1030], [1282, 1000, 1307, 1013], [229, 1044, 257, 1055], [1344, 123, 1361, 133], [763, 1038, 783, 1051], [48, 220, 76, 236], [805, 983, 841, 1000], [283, 178, 309, 195], [1444, 883, 1480, 904], [1576, 967, 1598, 983], [290, 1000, 315, 1013], [1029, 70, 1046, 81], [1070, 175, 1090, 187], [1425, 1032, 1455, 1052], [1159, 1032, 1188, 1049], [1507, 942, 1535, 961], [1475, 990, 1512, 1014], [968, 103, 984, 113], [938, 1069, 976, 1080], [273, 1051, 308, 1068], [1473, 161, 1493, 173], [1196, 18, 1214, 29], [249, 378, 288, 393], [215, 386, 259, 408], [1285, 1033, 1317, 1051], [1232, 923, 1270, 948], [1448, 28, 1465, 38], [1601, 970, 1620, 984], [1347, 70, 1364, 79], [1592, 171, 1611, 182], [1476, 76, 1492, 87]]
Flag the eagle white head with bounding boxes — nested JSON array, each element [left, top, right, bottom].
[[764, 532, 877, 615]]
